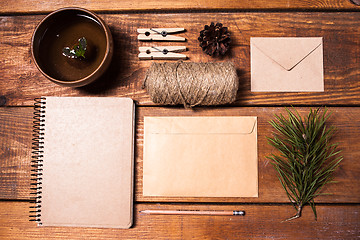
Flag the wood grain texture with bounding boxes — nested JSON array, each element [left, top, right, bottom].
[[0, 201, 359, 239], [0, 0, 359, 14], [1, 106, 359, 203], [0, 108, 33, 199], [0, 12, 359, 106]]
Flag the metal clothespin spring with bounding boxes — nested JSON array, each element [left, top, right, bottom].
[[151, 46, 169, 55], [150, 28, 168, 37]]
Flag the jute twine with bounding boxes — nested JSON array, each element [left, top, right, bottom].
[[142, 62, 238, 107]]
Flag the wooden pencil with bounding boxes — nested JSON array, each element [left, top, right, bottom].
[[140, 210, 245, 216]]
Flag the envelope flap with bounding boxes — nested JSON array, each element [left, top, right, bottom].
[[145, 116, 257, 134], [252, 37, 323, 71]]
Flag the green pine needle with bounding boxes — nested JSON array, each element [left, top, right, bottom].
[[267, 107, 342, 221]]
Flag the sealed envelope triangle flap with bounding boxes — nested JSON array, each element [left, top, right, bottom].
[[252, 37, 323, 71]]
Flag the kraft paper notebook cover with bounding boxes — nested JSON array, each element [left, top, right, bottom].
[[143, 116, 258, 198], [30, 97, 135, 228]]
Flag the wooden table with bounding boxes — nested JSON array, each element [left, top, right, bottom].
[[1, 1, 359, 239]]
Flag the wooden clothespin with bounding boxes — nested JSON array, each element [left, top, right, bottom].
[[137, 28, 186, 41], [138, 46, 187, 60]]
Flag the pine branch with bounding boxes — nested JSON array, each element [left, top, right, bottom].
[[267, 107, 342, 221]]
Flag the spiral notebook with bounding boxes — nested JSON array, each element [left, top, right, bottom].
[[30, 97, 135, 228]]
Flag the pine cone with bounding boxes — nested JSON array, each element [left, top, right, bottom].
[[198, 22, 231, 56]]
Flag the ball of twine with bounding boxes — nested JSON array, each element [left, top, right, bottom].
[[142, 61, 239, 107]]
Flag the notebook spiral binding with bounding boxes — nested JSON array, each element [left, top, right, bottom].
[[29, 97, 46, 225]]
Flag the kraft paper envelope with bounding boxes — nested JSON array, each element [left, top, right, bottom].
[[251, 37, 324, 92], [143, 116, 258, 198]]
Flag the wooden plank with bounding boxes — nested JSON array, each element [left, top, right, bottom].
[[0, 12, 359, 107], [0, 108, 33, 200], [0, 0, 359, 14], [1, 106, 359, 203], [0, 201, 359, 239], [0, 12, 360, 106]]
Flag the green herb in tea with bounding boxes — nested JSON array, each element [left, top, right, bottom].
[[62, 37, 87, 59], [267, 108, 342, 221]]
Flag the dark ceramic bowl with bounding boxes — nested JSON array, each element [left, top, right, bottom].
[[31, 7, 113, 87]]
